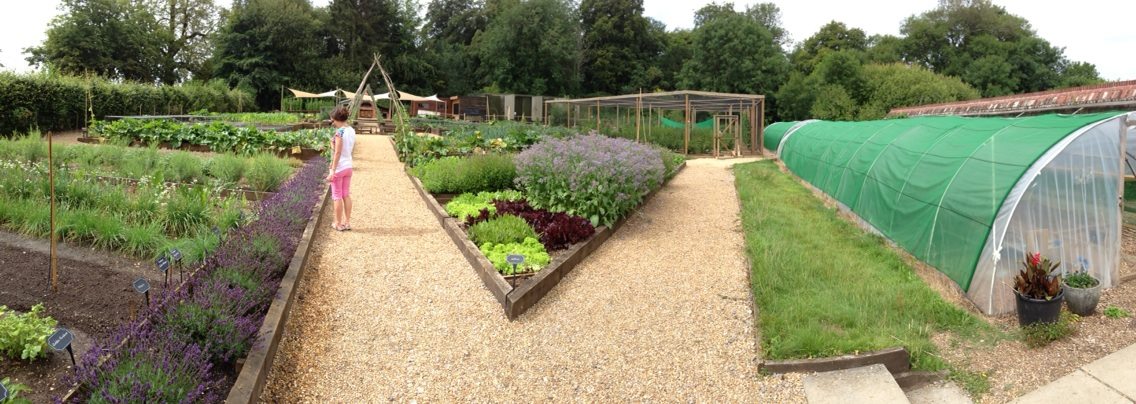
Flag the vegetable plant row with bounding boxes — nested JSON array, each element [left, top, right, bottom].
[[92, 118, 330, 156], [0, 135, 297, 261], [63, 159, 326, 402]]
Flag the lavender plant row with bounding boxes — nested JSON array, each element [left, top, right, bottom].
[[515, 134, 664, 227], [63, 158, 326, 403]]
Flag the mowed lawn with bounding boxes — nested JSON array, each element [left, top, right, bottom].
[[734, 160, 992, 370]]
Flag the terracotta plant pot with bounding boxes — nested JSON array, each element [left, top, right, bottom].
[[1063, 280, 1101, 316], [1015, 290, 1064, 326]]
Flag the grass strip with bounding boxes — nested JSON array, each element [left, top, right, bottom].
[[734, 160, 992, 370]]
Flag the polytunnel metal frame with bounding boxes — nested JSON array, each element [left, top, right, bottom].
[[773, 112, 1136, 314], [971, 113, 1131, 313]]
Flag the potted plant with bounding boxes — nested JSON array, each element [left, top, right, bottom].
[[1014, 252, 1064, 326], [1063, 268, 1101, 316]]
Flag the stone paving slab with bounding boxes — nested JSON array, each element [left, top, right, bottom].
[[906, 381, 973, 404], [1081, 343, 1136, 400], [804, 364, 909, 404], [1009, 370, 1132, 404]]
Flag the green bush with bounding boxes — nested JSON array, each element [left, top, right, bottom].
[[207, 155, 248, 184], [166, 151, 204, 182], [0, 71, 252, 136], [468, 215, 538, 246], [479, 237, 551, 275], [516, 135, 665, 227], [443, 190, 524, 222], [0, 304, 58, 360], [245, 154, 293, 192], [414, 154, 515, 194]]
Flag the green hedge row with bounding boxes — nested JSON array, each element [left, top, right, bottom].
[[0, 72, 254, 136]]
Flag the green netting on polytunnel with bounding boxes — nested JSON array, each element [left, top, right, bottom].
[[763, 121, 795, 152], [779, 113, 1121, 295]]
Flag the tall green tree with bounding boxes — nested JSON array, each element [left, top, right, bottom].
[[144, 0, 220, 82], [328, 0, 430, 93], [1056, 61, 1105, 89], [578, 0, 658, 95], [860, 63, 978, 118], [777, 52, 979, 121], [476, 0, 581, 96], [26, 0, 166, 82], [678, 3, 789, 98], [899, 0, 1099, 97], [212, 0, 323, 109], [422, 0, 488, 95], [865, 34, 903, 65], [789, 21, 868, 74]]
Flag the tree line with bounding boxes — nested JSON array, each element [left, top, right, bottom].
[[24, 0, 1105, 121]]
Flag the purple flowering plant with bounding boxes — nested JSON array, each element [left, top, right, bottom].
[[63, 158, 325, 403], [514, 134, 664, 227]]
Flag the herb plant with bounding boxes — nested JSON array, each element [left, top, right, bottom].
[[469, 215, 538, 246], [414, 154, 515, 194], [1063, 270, 1098, 288], [0, 377, 31, 404], [0, 304, 58, 361], [515, 134, 665, 227]]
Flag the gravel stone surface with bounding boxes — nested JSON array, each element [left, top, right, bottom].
[[260, 139, 804, 402]]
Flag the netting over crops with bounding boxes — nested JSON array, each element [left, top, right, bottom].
[[775, 112, 1131, 313]]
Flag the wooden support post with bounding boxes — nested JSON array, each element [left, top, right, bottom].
[[595, 100, 600, 130], [635, 92, 642, 142], [758, 99, 765, 155], [684, 95, 691, 155], [49, 131, 58, 292]]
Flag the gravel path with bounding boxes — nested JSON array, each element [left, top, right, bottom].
[[261, 138, 803, 401]]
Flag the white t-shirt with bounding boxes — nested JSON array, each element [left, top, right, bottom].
[[334, 126, 355, 173]]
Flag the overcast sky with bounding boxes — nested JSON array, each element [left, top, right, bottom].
[[1, 0, 1132, 80]]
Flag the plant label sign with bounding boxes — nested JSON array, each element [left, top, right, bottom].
[[0, 381, 7, 401], [48, 328, 74, 351], [133, 278, 150, 294], [506, 254, 525, 265], [156, 256, 170, 273], [170, 248, 182, 262]]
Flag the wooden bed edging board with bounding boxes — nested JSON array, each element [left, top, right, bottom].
[[226, 187, 330, 403], [403, 160, 686, 320], [759, 347, 912, 375]]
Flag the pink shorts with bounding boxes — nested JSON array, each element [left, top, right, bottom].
[[330, 168, 352, 200]]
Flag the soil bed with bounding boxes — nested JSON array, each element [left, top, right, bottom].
[[0, 231, 161, 403]]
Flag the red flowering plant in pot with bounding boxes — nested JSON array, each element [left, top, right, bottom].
[[1013, 252, 1064, 326]]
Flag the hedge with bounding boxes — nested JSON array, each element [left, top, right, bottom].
[[0, 72, 254, 136]]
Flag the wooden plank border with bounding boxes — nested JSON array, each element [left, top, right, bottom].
[[402, 154, 685, 320], [759, 347, 912, 375], [226, 187, 331, 403]]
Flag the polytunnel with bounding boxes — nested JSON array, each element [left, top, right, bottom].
[[774, 112, 1136, 314]]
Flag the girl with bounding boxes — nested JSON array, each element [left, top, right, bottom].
[[327, 106, 356, 231]]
